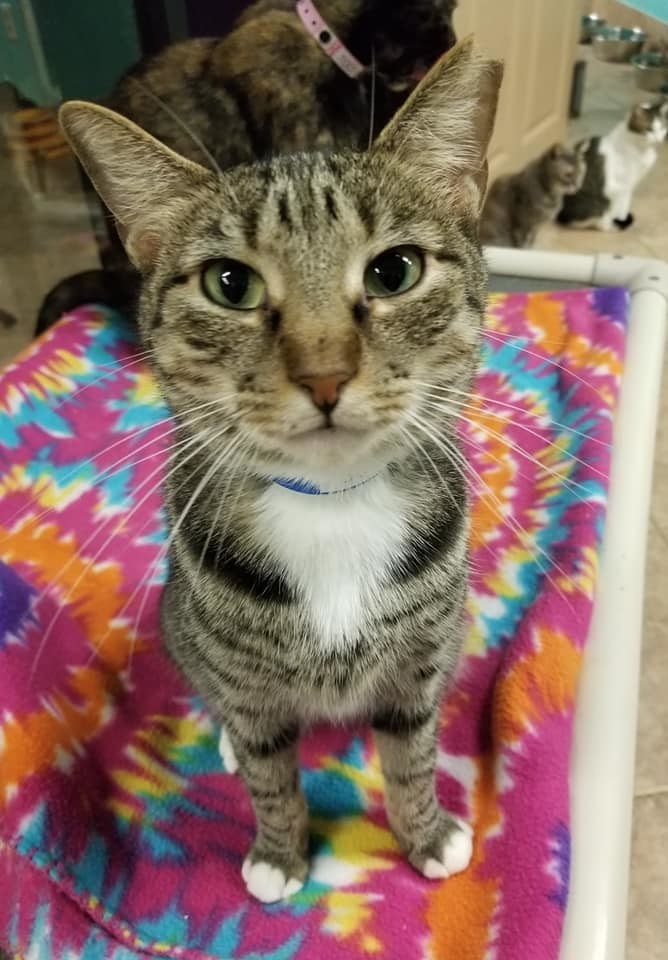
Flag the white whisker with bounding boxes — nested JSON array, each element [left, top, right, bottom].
[[414, 380, 611, 449], [420, 391, 607, 487], [483, 330, 617, 406], [29, 424, 231, 677], [129, 78, 223, 176], [405, 410, 579, 615], [0, 398, 230, 542], [98, 428, 245, 668]]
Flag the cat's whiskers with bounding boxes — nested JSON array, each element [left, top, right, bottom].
[[482, 330, 618, 406], [482, 323, 579, 351], [416, 379, 612, 448], [367, 45, 377, 151], [177, 431, 249, 622], [106, 428, 249, 671], [450, 425, 583, 613], [0, 397, 230, 544], [397, 423, 460, 513], [208, 446, 263, 613], [397, 423, 488, 576], [30, 420, 236, 677], [127, 430, 251, 672], [421, 393, 583, 503], [406, 410, 579, 613], [2, 349, 155, 427], [420, 389, 607, 488], [418, 389, 602, 503]]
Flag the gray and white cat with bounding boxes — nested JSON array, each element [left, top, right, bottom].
[[480, 142, 587, 248], [558, 102, 667, 231], [59, 41, 502, 903]]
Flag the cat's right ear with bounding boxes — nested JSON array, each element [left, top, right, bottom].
[[59, 101, 213, 269], [372, 38, 503, 210]]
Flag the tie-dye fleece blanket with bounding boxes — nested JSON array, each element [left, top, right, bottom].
[[0, 289, 627, 960]]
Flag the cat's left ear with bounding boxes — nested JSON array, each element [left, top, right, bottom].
[[372, 37, 503, 210], [59, 101, 214, 269]]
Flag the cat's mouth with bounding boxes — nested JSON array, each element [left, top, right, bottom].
[[293, 419, 362, 440], [278, 415, 382, 468]]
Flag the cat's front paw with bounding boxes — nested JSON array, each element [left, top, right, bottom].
[[242, 849, 308, 903], [218, 727, 239, 774], [613, 213, 634, 230], [411, 814, 473, 880]]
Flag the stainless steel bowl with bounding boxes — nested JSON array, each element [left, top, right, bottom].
[[592, 26, 647, 63], [632, 52, 668, 92], [580, 13, 606, 43]]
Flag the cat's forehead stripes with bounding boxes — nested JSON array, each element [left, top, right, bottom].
[[215, 155, 371, 264]]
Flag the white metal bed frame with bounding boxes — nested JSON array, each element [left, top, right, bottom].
[[485, 247, 668, 960]]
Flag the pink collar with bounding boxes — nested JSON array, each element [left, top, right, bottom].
[[296, 0, 366, 79]]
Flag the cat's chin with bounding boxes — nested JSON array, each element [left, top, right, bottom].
[[283, 424, 374, 466], [257, 422, 397, 481]]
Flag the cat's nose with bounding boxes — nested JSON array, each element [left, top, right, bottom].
[[296, 372, 351, 412]]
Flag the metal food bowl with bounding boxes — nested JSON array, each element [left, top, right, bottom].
[[580, 13, 606, 44], [632, 52, 668, 92], [592, 26, 647, 63]]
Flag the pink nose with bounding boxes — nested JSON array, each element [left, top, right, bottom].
[[297, 372, 351, 412]]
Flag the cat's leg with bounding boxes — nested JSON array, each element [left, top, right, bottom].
[[373, 699, 473, 879], [611, 188, 634, 229], [218, 727, 239, 774], [226, 718, 309, 903]]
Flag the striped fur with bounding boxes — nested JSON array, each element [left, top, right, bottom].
[[60, 42, 503, 902]]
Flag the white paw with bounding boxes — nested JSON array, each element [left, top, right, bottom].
[[218, 727, 239, 774], [241, 859, 304, 903], [421, 823, 473, 880]]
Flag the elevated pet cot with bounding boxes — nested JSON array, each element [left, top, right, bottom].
[[486, 247, 668, 960], [0, 246, 665, 960]]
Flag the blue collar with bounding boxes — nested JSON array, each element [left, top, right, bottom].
[[272, 473, 379, 496]]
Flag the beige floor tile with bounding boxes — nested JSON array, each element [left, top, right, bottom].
[[651, 462, 668, 538], [634, 611, 668, 794], [654, 376, 668, 469], [536, 220, 657, 259], [633, 161, 668, 261], [626, 792, 668, 960]]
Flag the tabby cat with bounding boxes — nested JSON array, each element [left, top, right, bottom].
[[60, 40, 502, 903], [479, 142, 587, 248], [557, 101, 668, 231], [36, 0, 458, 333]]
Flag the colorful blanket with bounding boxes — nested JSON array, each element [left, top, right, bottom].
[[0, 289, 627, 960]]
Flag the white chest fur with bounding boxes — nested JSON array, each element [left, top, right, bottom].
[[601, 124, 657, 194], [252, 477, 408, 649]]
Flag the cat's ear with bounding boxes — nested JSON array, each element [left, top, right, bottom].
[[59, 101, 213, 269], [372, 37, 503, 210]]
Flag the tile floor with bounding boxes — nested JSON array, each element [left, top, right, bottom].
[[0, 42, 666, 960]]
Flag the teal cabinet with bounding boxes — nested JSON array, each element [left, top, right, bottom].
[[0, 0, 141, 106]]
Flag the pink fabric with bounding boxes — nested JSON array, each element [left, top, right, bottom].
[[0, 288, 627, 959]]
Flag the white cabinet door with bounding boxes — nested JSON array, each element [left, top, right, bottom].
[[455, 0, 582, 177]]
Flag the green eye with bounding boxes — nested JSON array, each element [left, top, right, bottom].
[[201, 258, 266, 310], [364, 246, 424, 298]]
